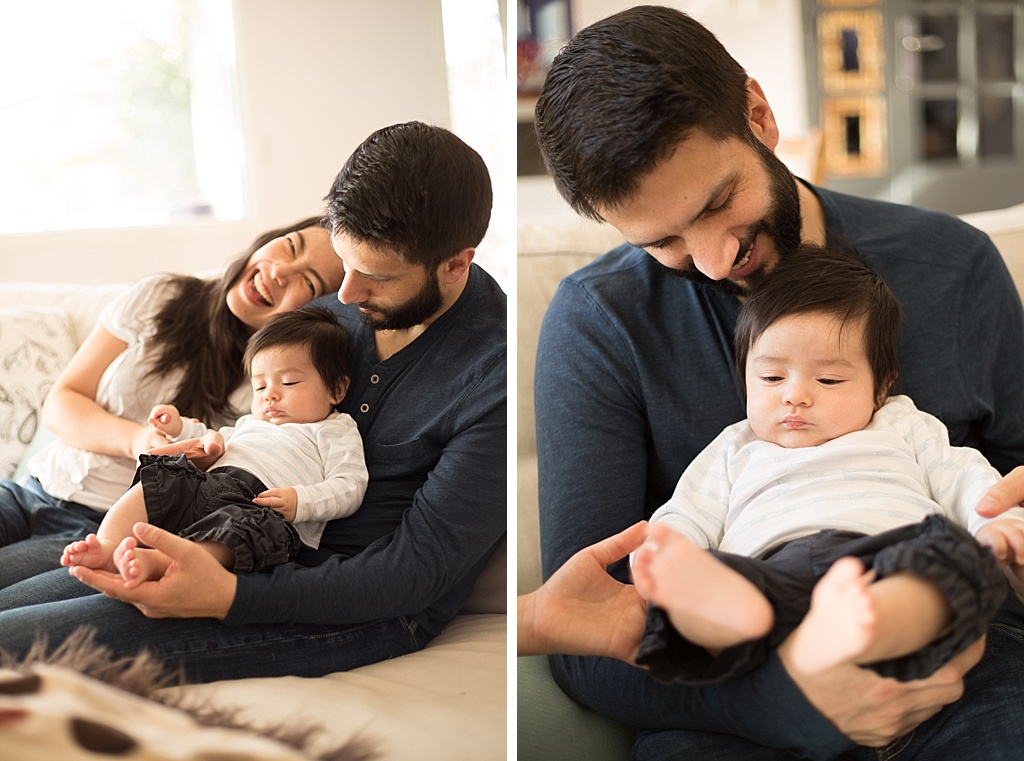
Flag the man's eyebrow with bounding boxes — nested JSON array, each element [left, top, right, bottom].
[[627, 176, 734, 250]]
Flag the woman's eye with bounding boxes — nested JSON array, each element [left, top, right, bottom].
[[304, 276, 316, 294]]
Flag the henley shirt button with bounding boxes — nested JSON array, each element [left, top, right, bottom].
[[370, 374, 380, 384], [360, 403, 370, 413]]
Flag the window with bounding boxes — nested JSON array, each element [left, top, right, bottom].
[[441, 0, 509, 286], [0, 0, 244, 233]]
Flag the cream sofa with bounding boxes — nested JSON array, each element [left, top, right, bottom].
[[0, 281, 506, 761], [517, 201, 1024, 759]]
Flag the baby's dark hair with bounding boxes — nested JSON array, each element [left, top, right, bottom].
[[734, 244, 903, 406], [243, 307, 352, 400]]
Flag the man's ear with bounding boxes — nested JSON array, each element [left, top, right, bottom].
[[438, 247, 476, 286], [745, 78, 780, 151]]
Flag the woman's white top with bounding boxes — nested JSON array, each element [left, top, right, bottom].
[[29, 276, 249, 510]]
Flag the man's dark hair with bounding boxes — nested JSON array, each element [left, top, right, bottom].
[[323, 121, 492, 270], [534, 5, 752, 221], [243, 306, 352, 400], [734, 244, 904, 405]]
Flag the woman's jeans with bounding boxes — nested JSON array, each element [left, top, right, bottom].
[[0, 567, 430, 683], [0, 477, 104, 589]]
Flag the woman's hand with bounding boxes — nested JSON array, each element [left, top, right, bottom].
[[130, 426, 172, 459], [146, 431, 225, 471], [68, 522, 237, 619], [518, 521, 649, 662]]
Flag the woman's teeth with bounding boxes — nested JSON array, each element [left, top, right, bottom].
[[253, 273, 273, 305]]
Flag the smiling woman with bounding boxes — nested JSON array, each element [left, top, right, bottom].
[[0, 218, 345, 590], [226, 224, 341, 331]]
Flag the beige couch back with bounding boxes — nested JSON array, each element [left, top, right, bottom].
[[517, 219, 626, 593], [517, 202, 1024, 595]]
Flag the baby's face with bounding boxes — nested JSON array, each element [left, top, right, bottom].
[[745, 312, 877, 448], [249, 344, 342, 425]]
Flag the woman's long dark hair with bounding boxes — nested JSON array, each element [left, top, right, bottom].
[[143, 216, 328, 425]]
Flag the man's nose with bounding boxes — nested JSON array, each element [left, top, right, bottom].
[[689, 231, 742, 281], [338, 271, 368, 304]]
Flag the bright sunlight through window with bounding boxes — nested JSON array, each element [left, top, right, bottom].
[[0, 0, 245, 234], [441, 0, 509, 286]]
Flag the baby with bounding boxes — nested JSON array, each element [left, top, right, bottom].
[[62, 306, 367, 585], [632, 245, 1024, 685]]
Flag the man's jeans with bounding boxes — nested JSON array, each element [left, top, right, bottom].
[[0, 567, 430, 683], [552, 593, 1024, 761], [0, 477, 103, 589]]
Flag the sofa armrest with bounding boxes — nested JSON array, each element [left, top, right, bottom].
[[518, 656, 634, 761]]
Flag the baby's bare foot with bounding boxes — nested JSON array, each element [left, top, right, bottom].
[[787, 556, 877, 674], [60, 533, 113, 570], [634, 522, 774, 649], [114, 537, 172, 588]]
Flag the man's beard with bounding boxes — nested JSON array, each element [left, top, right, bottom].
[[357, 271, 444, 331], [664, 139, 804, 297]]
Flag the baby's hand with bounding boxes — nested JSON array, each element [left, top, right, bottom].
[[148, 404, 183, 438], [253, 487, 298, 522], [976, 518, 1024, 567]]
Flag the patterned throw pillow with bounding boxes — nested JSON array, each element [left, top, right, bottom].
[[0, 308, 77, 479]]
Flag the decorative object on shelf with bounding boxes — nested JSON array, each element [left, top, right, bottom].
[[517, 0, 571, 96], [816, 4, 888, 178], [822, 95, 887, 177]]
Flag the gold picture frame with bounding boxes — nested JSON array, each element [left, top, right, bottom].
[[822, 95, 887, 177], [819, 10, 885, 93]]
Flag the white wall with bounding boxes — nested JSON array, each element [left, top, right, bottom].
[[0, 0, 470, 284], [571, 0, 808, 136], [519, 0, 808, 221]]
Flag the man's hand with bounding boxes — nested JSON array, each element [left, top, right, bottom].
[[146, 431, 225, 471], [976, 473, 1024, 599], [975, 466, 1024, 519], [518, 521, 649, 662], [253, 487, 298, 522], [778, 631, 982, 746], [68, 522, 237, 619]]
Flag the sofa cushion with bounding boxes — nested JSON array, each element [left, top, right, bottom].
[[169, 612, 506, 761], [0, 307, 77, 479], [961, 202, 1024, 300], [461, 534, 507, 613]]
